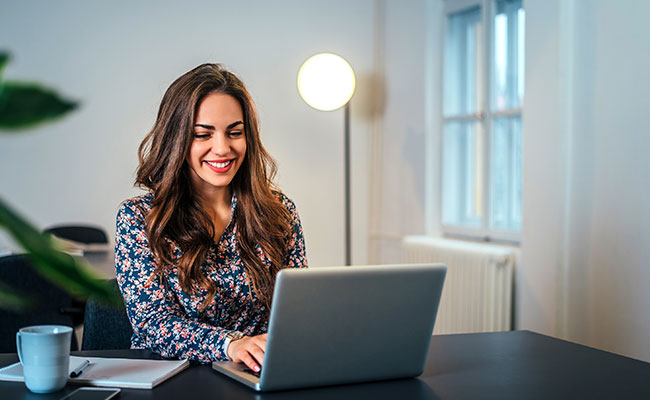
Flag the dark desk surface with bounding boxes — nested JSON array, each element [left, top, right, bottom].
[[2, 330, 650, 400]]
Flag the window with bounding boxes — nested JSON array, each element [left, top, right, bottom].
[[441, 0, 524, 241]]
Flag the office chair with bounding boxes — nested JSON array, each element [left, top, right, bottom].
[[0, 254, 80, 352], [44, 225, 109, 245], [81, 279, 133, 350], [44, 224, 111, 326]]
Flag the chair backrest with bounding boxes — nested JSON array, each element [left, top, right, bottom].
[[0, 254, 79, 352], [44, 225, 108, 245], [81, 279, 133, 350]]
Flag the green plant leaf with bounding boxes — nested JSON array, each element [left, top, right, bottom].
[[0, 81, 78, 131], [0, 51, 8, 78], [0, 197, 121, 307]]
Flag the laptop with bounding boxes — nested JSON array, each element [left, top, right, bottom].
[[212, 263, 446, 391]]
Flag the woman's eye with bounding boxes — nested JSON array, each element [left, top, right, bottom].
[[194, 133, 211, 139], [229, 131, 243, 137]]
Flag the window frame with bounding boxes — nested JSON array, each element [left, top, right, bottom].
[[440, 0, 523, 243]]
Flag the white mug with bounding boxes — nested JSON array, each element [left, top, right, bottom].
[[16, 325, 72, 393]]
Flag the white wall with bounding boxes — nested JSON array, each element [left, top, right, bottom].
[[519, 0, 568, 339], [522, 0, 650, 361], [368, 0, 443, 264], [566, 0, 650, 361], [0, 0, 374, 268]]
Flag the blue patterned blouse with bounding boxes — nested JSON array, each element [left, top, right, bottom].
[[114, 191, 307, 363]]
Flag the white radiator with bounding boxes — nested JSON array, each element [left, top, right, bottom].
[[402, 236, 516, 334]]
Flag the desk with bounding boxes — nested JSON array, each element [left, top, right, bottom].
[[2, 331, 649, 399]]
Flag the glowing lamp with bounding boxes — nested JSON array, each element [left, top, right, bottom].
[[297, 53, 356, 111]]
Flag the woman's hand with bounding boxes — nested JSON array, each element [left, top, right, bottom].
[[227, 333, 267, 372]]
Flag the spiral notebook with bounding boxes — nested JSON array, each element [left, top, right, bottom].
[[0, 356, 189, 389]]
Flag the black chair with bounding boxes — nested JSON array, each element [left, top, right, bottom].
[[0, 254, 80, 352], [44, 225, 108, 245], [44, 224, 111, 327], [81, 279, 133, 350]]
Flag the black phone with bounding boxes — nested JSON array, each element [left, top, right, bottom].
[[60, 387, 121, 400]]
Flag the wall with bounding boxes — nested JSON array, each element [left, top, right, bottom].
[[0, 0, 374, 268], [368, 0, 443, 264], [566, 0, 650, 361], [522, 0, 650, 361], [519, 0, 568, 339]]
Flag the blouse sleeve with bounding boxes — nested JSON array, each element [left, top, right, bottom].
[[114, 200, 233, 362], [280, 194, 308, 269]]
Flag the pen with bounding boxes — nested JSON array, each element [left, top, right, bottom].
[[70, 360, 91, 378]]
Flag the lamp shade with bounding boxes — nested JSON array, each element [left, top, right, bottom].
[[297, 53, 356, 111]]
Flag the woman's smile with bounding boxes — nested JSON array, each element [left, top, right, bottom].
[[204, 159, 235, 173]]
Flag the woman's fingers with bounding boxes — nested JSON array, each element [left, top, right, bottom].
[[227, 334, 268, 372], [248, 344, 265, 368], [240, 351, 261, 372]]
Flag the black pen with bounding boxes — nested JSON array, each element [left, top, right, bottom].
[[70, 360, 91, 378]]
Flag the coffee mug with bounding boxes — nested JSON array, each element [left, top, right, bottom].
[[16, 325, 72, 393]]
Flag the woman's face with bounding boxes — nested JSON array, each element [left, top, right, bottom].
[[187, 93, 247, 196]]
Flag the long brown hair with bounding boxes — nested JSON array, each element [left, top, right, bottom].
[[136, 64, 291, 311]]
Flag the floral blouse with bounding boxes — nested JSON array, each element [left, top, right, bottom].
[[114, 191, 307, 363]]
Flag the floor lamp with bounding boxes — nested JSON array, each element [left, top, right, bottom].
[[297, 53, 356, 266]]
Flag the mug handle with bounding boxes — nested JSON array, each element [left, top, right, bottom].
[[15, 332, 24, 364]]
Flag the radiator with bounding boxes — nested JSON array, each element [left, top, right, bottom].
[[402, 236, 516, 334]]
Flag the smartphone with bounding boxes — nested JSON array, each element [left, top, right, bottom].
[[60, 387, 121, 400]]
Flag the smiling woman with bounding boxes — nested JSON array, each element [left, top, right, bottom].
[[114, 64, 307, 373]]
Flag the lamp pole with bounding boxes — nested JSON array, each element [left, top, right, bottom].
[[297, 52, 355, 266], [344, 102, 351, 266]]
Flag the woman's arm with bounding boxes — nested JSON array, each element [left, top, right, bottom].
[[280, 194, 308, 269], [114, 200, 236, 363]]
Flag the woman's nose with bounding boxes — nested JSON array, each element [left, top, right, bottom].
[[211, 133, 229, 155]]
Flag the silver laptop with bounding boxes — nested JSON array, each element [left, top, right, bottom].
[[212, 263, 446, 391]]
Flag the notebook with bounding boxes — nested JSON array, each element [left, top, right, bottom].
[[0, 356, 189, 389], [212, 263, 447, 391]]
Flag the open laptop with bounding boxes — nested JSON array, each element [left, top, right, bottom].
[[212, 263, 446, 391]]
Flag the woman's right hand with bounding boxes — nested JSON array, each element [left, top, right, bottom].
[[226, 333, 267, 372]]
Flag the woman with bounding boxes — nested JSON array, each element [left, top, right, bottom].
[[115, 64, 307, 373]]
